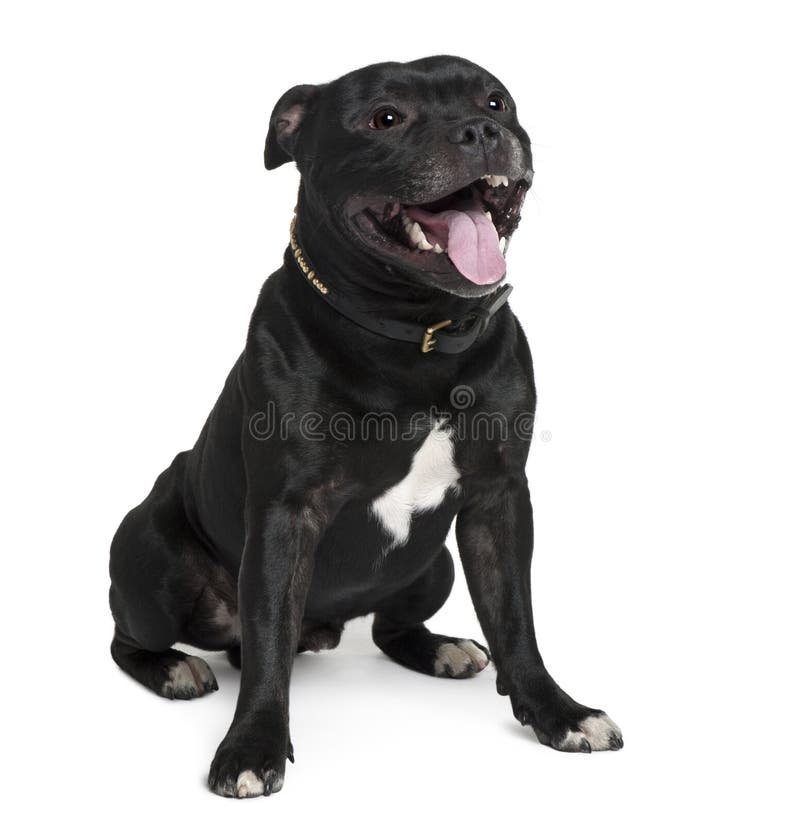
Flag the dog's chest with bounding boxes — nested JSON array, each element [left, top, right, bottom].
[[369, 422, 460, 549]]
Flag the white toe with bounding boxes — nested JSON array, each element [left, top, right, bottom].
[[434, 642, 469, 675], [236, 770, 264, 798], [163, 661, 196, 694], [434, 640, 489, 676], [558, 713, 623, 751], [456, 639, 489, 670]]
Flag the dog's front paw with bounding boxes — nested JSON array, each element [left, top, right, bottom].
[[524, 708, 623, 752], [208, 728, 293, 798], [511, 674, 623, 753], [549, 711, 623, 752]]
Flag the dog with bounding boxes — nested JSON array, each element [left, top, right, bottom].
[[108, 54, 622, 799]]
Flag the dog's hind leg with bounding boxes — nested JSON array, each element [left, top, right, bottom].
[[108, 452, 228, 699], [372, 546, 490, 678], [110, 631, 218, 699]]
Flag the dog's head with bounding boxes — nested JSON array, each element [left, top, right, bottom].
[[266, 56, 533, 298]]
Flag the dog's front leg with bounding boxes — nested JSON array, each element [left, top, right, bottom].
[[207, 496, 321, 798], [455, 473, 623, 753]]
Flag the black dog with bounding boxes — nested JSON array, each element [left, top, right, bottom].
[[109, 55, 622, 798]]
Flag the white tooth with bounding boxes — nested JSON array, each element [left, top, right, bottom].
[[433, 243, 444, 253], [410, 221, 425, 242], [481, 174, 491, 181], [499, 175, 508, 187], [498, 236, 506, 253], [485, 210, 493, 222], [406, 220, 433, 250]]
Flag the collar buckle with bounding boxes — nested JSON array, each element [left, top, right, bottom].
[[421, 319, 453, 353]]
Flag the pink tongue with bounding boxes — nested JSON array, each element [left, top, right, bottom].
[[405, 207, 506, 285]]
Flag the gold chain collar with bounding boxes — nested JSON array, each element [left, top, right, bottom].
[[289, 214, 329, 295]]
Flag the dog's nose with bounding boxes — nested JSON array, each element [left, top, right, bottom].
[[447, 118, 501, 152]]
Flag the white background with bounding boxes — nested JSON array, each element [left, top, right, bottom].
[[1, 1, 798, 822]]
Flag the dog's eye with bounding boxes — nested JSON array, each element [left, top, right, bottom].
[[487, 94, 507, 112], [370, 108, 403, 130]]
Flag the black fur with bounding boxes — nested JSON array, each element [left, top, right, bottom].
[[108, 55, 621, 799]]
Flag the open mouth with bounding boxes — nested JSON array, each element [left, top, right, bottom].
[[354, 175, 528, 286]]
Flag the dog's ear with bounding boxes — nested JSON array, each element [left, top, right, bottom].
[[264, 84, 323, 170]]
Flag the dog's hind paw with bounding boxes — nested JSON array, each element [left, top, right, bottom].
[[434, 638, 490, 678], [161, 655, 218, 699]]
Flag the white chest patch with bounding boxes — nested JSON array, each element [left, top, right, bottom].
[[370, 422, 460, 549]]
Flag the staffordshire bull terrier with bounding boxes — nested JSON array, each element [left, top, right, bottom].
[[109, 54, 622, 799]]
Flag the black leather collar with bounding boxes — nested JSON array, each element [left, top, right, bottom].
[[288, 218, 512, 354]]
